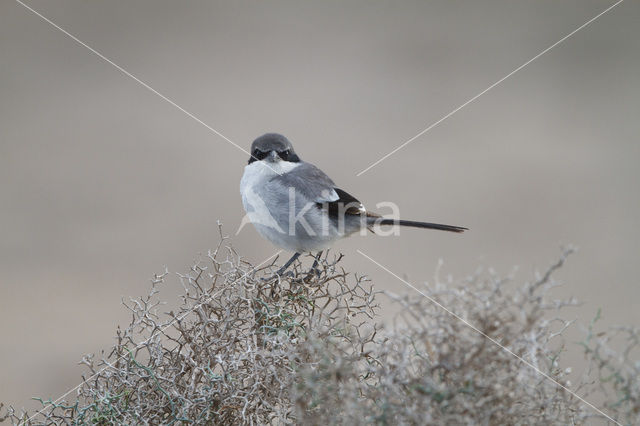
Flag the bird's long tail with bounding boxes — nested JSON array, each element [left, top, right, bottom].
[[371, 218, 467, 233]]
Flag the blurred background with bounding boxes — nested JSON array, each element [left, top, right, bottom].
[[1, 0, 638, 415]]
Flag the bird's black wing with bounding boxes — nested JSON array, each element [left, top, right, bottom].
[[321, 187, 370, 220]]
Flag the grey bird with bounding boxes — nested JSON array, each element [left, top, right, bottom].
[[240, 133, 466, 277]]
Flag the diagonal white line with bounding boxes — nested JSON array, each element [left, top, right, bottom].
[[25, 250, 282, 422], [357, 249, 621, 425], [356, 0, 625, 176], [14, 0, 282, 174], [15, 0, 239, 154]]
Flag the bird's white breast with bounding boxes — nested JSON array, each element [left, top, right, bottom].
[[240, 160, 300, 194], [240, 160, 301, 246]]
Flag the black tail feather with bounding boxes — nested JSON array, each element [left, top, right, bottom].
[[375, 218, 467, 233]]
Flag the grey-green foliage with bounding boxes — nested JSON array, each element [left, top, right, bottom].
[[1, 240, 638, 425]]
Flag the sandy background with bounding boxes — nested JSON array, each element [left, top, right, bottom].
[[1, 0, 638, 416]]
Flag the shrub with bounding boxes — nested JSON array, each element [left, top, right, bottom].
[[1, 236, 638, 425]]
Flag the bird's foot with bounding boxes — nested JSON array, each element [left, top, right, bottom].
[[303, 267, 321, 283], [260, 270, 294, 283]]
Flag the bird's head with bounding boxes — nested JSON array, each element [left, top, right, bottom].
[[248, 133, 300, 165]]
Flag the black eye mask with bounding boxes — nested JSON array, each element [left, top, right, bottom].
[[248, 149, 269, 164], [278, 150, 300, 163], [278, 150, 290, 161], [248, 148, 300, 164]]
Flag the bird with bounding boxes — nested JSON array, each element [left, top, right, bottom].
[[240, 133, 466, 277]]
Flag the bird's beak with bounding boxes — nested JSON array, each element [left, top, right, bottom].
[[266, 150, 279, 162]]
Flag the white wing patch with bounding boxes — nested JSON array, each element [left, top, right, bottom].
[[318, 188, 339, 203]]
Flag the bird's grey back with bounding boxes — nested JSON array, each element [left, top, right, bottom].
[[270, 161, 338, 203]]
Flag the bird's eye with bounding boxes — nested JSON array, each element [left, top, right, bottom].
[[279, 150, 290, 160], [249, 148, 267, 164]]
